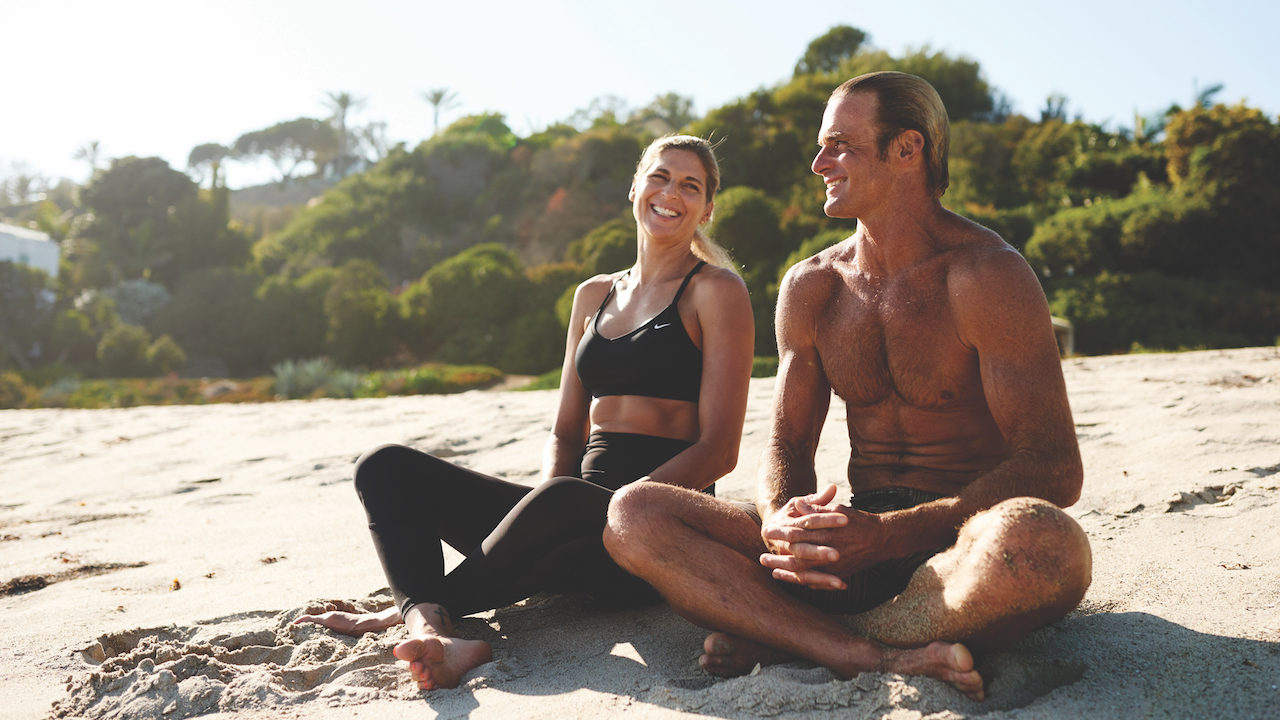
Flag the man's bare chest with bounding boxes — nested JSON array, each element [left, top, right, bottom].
[[815, 276, 982, 410]]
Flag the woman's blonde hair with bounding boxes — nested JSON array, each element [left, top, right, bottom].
[[634, 134, 736, 270]]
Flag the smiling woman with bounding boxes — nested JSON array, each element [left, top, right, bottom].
[[295, 134, 755, 693]]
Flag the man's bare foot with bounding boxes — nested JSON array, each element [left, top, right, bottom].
[[294, 606, 402, 636], [882, 641, 984, 701], [699, 632, 794, 676], [393, 635, 493, 690]]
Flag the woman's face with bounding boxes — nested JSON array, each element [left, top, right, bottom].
[[630, 148, 714, 243]]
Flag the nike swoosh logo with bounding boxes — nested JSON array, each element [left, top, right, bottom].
[[654, 323, 672, 329]]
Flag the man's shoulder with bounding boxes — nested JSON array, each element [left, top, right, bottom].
[[778, 245, 848, 307], [940, 213, 1032, 282], [782, 239, 851, 284]]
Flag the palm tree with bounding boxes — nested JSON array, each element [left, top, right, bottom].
[[422, 87, 459, 136], [324, 90, 366, 178], [72, 140, 102, 181]]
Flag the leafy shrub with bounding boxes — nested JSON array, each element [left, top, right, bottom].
[[147, 334, 187, 374], [0, 371, 35, 409], [37, 377, 84, 407], [272, 357, 345, 399], [400, 244, 527, 364], [359, 363, 503, 397], [323, 259, 396, 367], [99, 280, 172, 327], [566, 215, 635, 277], [97, 324, 153, 377], [1047, 271, 1280, 354], [516, 368, 562, 391], [751, 357, 780, 378]]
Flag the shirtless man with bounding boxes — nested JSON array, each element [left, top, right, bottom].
[[603, 71, 1091, 701]]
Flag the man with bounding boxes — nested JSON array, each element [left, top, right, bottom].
[[603, 71, 1091, 701]]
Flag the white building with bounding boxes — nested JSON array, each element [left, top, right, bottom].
[[0, 222, 59, 278]]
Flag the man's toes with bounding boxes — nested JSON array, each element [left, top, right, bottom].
[[703, 632, 734, 656]]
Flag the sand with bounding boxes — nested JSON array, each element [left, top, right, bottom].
[[2, 346, 1279, 719]]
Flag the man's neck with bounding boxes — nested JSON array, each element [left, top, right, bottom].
[[850, 196, 948, 277]]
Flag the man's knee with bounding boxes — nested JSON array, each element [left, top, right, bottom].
[[967, 497, 1092, 605], [604, 482, 686, 566]]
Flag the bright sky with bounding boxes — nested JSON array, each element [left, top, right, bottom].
[[5, 0, 1277, 189]]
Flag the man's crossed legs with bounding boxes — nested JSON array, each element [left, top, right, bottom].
[[603, 483, 1091, 701]]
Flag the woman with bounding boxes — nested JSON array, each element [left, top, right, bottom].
[[296, 134, 754, 690]]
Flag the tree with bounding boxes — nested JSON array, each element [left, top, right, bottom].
[[254, 268, 337, 366], [707, 186, 784, 281], [1040, 93, 1070, 122], [76, 156, 199, 285], [794, 25, 868, 76], [187, 142, 232, 189], [72, 140, 102, 181], [323, 259, 395, 367], [566, 96, 629, 131], [0, 261, 55, 370], [324, 90, 367, 178], [361, 120, 391, 162], [152, 267, 265, 376], [0, 162, 47, 206], [96, 324, 152, 377], [629, 93, 696, 134], [422, 87, 460, 137], [566, 215, 636, 277], [400, 244, 527, 364], [233, 118, 338, 186]]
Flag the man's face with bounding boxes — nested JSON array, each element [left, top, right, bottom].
[[810, 92, 889, 219]]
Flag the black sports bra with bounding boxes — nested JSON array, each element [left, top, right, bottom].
[[574, 262, 705, 402]]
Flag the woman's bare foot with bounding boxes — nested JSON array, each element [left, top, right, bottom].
[[393, 635, 493, 690], [699, 632, 794, 676], [881, 641, 984, 701], [294, 606, 402, 636], [388, 602, 493, 690]]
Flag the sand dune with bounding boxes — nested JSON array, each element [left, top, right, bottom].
[[2, 346, 1278, 719]]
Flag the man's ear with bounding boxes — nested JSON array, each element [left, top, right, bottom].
[[896, 130, 925, 162]]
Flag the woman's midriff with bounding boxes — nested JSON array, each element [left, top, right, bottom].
[[589, 395, 700, 442]]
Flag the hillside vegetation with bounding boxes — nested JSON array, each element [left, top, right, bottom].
[[2, 26, 1277, 406]]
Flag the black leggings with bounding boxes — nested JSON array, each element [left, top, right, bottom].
[[354, 432, 694, 619]]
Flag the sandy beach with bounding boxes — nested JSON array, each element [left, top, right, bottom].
[[3, 346, 1279, 719]]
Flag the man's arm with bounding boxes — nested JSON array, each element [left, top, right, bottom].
[[887, 245, 1083, 537], [757, 259, 835, 518]]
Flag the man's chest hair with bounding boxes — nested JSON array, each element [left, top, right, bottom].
[[818, 273, 981, 411]]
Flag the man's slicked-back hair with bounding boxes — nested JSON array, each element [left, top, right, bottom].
[[832, 71, 950, 197]]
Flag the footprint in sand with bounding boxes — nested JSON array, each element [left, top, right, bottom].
[[1, 561, 149, 597], [1163, 483, 1241, 512]]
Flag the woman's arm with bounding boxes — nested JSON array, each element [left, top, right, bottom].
[[541, 276, 613, 482], [644, 268, 754, 490]]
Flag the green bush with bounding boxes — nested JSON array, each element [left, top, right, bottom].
[[97, 324, 153, 377], [516, 368, 562, 391], [272, 358, 346, 399], [359, 363, 503, 397], [751, 356, 780, 378], [1048, 271, 1280, 355], [323, 259, 396, 367], [0, 371, 35, 409], [147, 334, 187, 375]]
